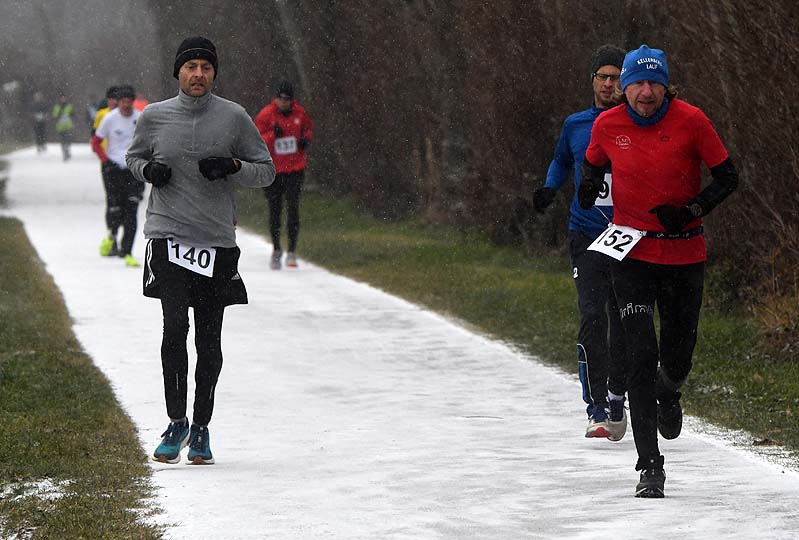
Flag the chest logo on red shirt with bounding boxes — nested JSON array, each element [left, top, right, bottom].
[[615, 135, 632, 150]]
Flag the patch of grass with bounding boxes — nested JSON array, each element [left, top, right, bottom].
[[237, 189, 799, 457], [0, 218, 161, 539], [690, 315, 799, 446]]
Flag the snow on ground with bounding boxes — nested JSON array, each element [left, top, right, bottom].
[[4, 144, 799, 539]]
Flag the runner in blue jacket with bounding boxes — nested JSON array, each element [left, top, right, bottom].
[[533, 45, 627, 440]]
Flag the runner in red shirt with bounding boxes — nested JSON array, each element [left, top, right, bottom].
[[254, 80, 313, 269], [579, 45, 738, 498]]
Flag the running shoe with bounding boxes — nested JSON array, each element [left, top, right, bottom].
[[187, 424, 215, 465], [607, 398, 628, 442], [657, 390, 683, 440], [635, 457, 666, 498], [585, 407, 610, 438], [270, 249, 282, 270], [124, 254, 140, 267], [285, 252, 298, 268], [99, 235, 116, 257], [153, 419, 190, 464]]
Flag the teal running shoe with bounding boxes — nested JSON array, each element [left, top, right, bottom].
[[153, 419, 190, 464], [187, 424, 215, 465]]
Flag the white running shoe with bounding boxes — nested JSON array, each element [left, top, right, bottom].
[[607, 398, 628, 442], [285, 252, 298, 268]]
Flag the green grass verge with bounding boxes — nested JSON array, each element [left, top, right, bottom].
[[0, 217, 161, 539], [236, 188, 799, 458]]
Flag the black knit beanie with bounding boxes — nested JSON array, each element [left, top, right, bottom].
[[275, 80, 294, 99], [591, 44, 626, 74], [173, 36, 218, 79]]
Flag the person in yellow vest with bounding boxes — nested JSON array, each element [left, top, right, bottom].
[[52, 94, 74, 161]]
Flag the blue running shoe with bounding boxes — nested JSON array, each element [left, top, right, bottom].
[[153, 419, 190, 464], [187, 424, 215, 465]]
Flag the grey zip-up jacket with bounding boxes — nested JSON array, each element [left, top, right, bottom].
[[126, 90, 275, 247]]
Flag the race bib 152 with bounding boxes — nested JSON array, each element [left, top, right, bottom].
[[587, 223, 644, 261]]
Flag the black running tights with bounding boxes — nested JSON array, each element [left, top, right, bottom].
[[160, 298, 225, 426], [264, 171, 304, 252], [610, 258, 704, 467]]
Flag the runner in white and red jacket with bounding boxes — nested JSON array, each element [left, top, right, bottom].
[[253, 80, 313, 269]]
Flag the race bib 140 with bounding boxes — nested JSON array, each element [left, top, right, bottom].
[[168, 239, 217, 277]]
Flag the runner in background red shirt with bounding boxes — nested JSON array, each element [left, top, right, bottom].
[[579, 45, 738, 498], [254, 80, 313, 270]]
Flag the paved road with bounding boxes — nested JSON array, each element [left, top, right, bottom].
[[5, 145, 799, 539]]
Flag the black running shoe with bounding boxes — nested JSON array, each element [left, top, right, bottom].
[[657, 390, 683, 440], [635, 456, 666, 498], [635, 467, 666, 498]]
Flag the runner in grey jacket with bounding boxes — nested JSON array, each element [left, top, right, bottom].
[[126, 36, 275, 466], [126, 88, 274, 247]]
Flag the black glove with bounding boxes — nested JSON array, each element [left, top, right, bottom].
[[578, 159, 606, 209], [532, 187, 556, 212], [649, 205, 695, 234], [274, 124, 283, 138], [198, 157, 240, 181], [577, 181, 599, 209], [143, 161, 172, 188], [299, 136, 310, 150]]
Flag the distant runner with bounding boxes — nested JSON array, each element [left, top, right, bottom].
[[52, 93, 75, 161], [254, 80, 313, 270], [91, 84, 143, 267]]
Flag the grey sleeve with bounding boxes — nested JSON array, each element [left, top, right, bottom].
[[232, 109, 276, 188], [126, 113, 152, 183]]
